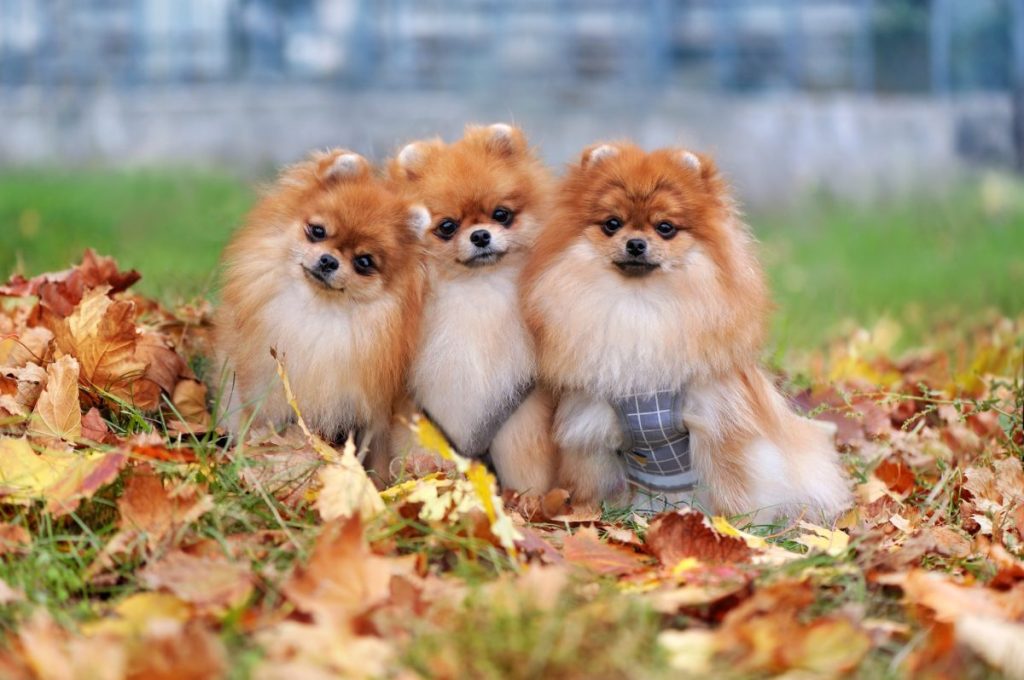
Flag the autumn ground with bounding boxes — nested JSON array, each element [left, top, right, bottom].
[[0, 171, 1022, 679]]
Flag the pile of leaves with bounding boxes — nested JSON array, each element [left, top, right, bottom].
[[0, 252, 1021, 680]]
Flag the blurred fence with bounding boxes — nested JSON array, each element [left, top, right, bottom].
[[0, 0, 1020, 94]]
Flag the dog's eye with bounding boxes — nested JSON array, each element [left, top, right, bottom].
[[602, 218, 623, 235], [353, 254, 376, 275], [306, 223, 327, 242], [435, 218, 459, 240], [492, 206, 514, 226], [655, 222, 678, 239]]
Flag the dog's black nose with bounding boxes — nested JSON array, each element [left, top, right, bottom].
[[626, 238, 647, 257], [470, 229, 491, 248], [317, 254, 339, 272]]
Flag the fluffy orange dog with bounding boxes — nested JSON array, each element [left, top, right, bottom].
[[214, 149, 427, 476], [522, 143, 851, 519], [389, 124, 556, 493]]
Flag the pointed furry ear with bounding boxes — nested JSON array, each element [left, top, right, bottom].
[[322, 152, 369, 181], [468, 123, 527, 157], [407, 204, 431, 237], [678, 150, 701, 172], [580, 143, 620, 169], [393, 140, 437, 182]]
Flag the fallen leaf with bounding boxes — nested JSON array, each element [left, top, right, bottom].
[[794, 521, 851, 557], [171, 379, 210, 428], [125, 619, 227, 680], [47, 286, 149, 406], [1, 249, 140, 318], [82, 592, 191, 637], [140, 551, 253, 615], [0, 522, 30, 555], [88, 465, 213, 576], [659, 629, 717, 674], [283, 517, 412, 622], [562, 526, 649, 576], [0, 437, 127, 515], [27, 355, 82, 444], [786, 616, 872, 674], [645, 510, 752, 566], [316, 435, 385, 522], [80, 407, 111, 443], [17, 611, 127, 680], [956, 615, 1024, 680]]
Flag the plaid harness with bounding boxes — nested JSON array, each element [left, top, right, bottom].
[[611, 390, 698, 493]]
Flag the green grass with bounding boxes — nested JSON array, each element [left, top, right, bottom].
[[0, 168, 254, 304], [2, 168, 1022, 348]]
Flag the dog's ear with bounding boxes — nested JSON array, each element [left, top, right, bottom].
[[580, 143, 621, 169], [466, 122, 528, 157], [673, 148, 719, 183], [677, 150, 701, 172], [279, 148, 370, 187], [320, 151, 370, 182], [406, 204, 431, 237], [391, 139, 442, 182]]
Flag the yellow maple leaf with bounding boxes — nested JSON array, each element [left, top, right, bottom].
[[0, 437, 127, 515], [0, 438, 77, 503]]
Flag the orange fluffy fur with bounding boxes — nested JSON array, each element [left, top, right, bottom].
[[214, 149, 426, 478], [521, 142, 851, 519], [388, 123, 557, 493]]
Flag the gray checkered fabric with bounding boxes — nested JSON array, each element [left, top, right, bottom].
[[611, 389, 698, 493]]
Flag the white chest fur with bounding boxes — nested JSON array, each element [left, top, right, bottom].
[[533, 242, 716, 396], [255, 284, 394, 431], [411, 265, 536, 450]]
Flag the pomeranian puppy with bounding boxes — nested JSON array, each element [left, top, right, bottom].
[[214, 149, 427, 476], [388, 123, 556, 493], [521, 142, 851, 520]]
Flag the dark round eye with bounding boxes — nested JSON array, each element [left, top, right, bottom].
[[307, 223, 327, 242], [655, 222, 678, 239], [492, 206, 514, 226], [353, 254, 375, 275], [435, 218, 458, 240], [602, 218, 622, 236]]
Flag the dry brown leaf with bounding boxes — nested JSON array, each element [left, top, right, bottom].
[[1, 249, 140, 318], [171, 379, 210, 428], [47, 286, 149, 406], [561, 526, 649, 576], [16, 611, 127, 680], [140, 551, 253, 614], [80, 407, 111, 443], [0, 326, 53, 368], [645, 510, 752, 566], [883, 570, 1024, 622], [283, 517, 413, 622], [0, 362, 46, 419], [254, 620, 394, 680], [125, 619, 227, 680], [27, 355, 82, 444], [0, 523, 30, 556], [89, 465, 213, 576]]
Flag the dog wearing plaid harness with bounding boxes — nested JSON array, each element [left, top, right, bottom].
[[523, 142, 851, 520]]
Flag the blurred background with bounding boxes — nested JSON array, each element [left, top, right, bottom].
[[2, 0, 1022, 352]]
